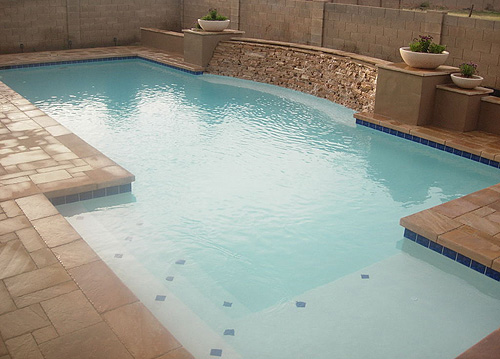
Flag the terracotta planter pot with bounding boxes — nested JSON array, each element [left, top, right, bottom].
[[450, 73, 484, 89], [399, 47, 449, 69], [197, 19, 230, 32]]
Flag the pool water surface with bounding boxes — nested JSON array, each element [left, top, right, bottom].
[[2, 59, 500, 359]]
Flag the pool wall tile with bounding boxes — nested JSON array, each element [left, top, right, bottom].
[[49, 184, 132, 206], [403, 230, 499, 282], [355, 120, 500, 170]]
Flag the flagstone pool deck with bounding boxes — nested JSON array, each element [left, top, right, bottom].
[[0, 46, 499, 358]]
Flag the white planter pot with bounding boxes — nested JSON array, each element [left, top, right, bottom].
[[399, 47, 449, 69], [450, 73, 484, 89], [197, 19, 230, 32]]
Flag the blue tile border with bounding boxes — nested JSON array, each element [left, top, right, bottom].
[[355, 119, 500, 170], [49, 183, 132, 206], [403, 228, 500, 282], [0, 56, 204, 75]]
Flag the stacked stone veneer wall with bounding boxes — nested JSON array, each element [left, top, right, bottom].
[[183, 1, 500, 89], [0, 0, 181, 54], [206, 40, 379, 112]]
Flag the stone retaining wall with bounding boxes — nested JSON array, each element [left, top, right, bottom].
[[206, 40, 380, 112]]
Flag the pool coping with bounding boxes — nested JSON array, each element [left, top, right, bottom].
[[0, 47, 197, 359]]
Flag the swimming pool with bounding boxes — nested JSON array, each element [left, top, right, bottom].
[[2, 59, 500, 358]]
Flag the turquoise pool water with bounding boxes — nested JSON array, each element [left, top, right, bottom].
[[2, 59, 500, 359]]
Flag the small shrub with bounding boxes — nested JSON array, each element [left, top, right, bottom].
[[201, 9, 228, 21], [459, 62, 478, 77], [409, 35, 446, 53]]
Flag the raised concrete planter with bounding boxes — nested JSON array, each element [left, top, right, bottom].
[[140, 28, 184, 55], [433, 84, 493, 132], [182, 29, 244, 68], [478, 96, 500, 135], [374, 62, 458, 126]]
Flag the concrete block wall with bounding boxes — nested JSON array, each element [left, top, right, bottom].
[[322, 4, 444, 62], [442, 15, 500, 88], [77, 0, 181, 48], [0, 0, 68, 53], [0, 0, 181, 54], [331, 0, 500, 11]]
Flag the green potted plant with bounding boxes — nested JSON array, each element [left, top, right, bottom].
[[400, 35, 449, 69], [198, 9, 230, 32], [451, 62, 483, 89]]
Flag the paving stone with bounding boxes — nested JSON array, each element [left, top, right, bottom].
[[17, 159, 59, 171], [29, 170, 72, 185], [0, 216, 31, 236], [32, 215, 80, 248], [30, 248, 58, 268], [0, 233, 17, 244], [0, 240, 36, 279], [69, 260, 137, 314], [40, 290, 102, 336], [52, 239, 99, 269], [32, 326, 58, 345], [0, 304, 50, 339], [439, 226, 500, 267], [16, 227, 46, 252], [5, 333, 44, 359], [431, 197, 480, 219], [15, 194, 59, 221], [13, 281, 78, 309], [0, 281, 16, 315], [0, 201, 23, 218], [0, 150, 50, 167], [400, 209, 463, 242], [31, 116, 58, 128], [4, 263, 71, 298], [104, 302, 181, 359], [39, 322, 133, 359], [456, 212, 500, 237], [0, 181, 41, 202], [5, 120, 42, 132]]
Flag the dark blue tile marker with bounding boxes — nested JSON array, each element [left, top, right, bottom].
[[166, 276, 174, 282], [223, 329, 235, 336], [223, 301, 232, 307], [155, 295, 166, 301], [361, 274, 369, 279], [176, 259, 186, 265], [296, 301, 306, 308], [210, 349, 223, 357]]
